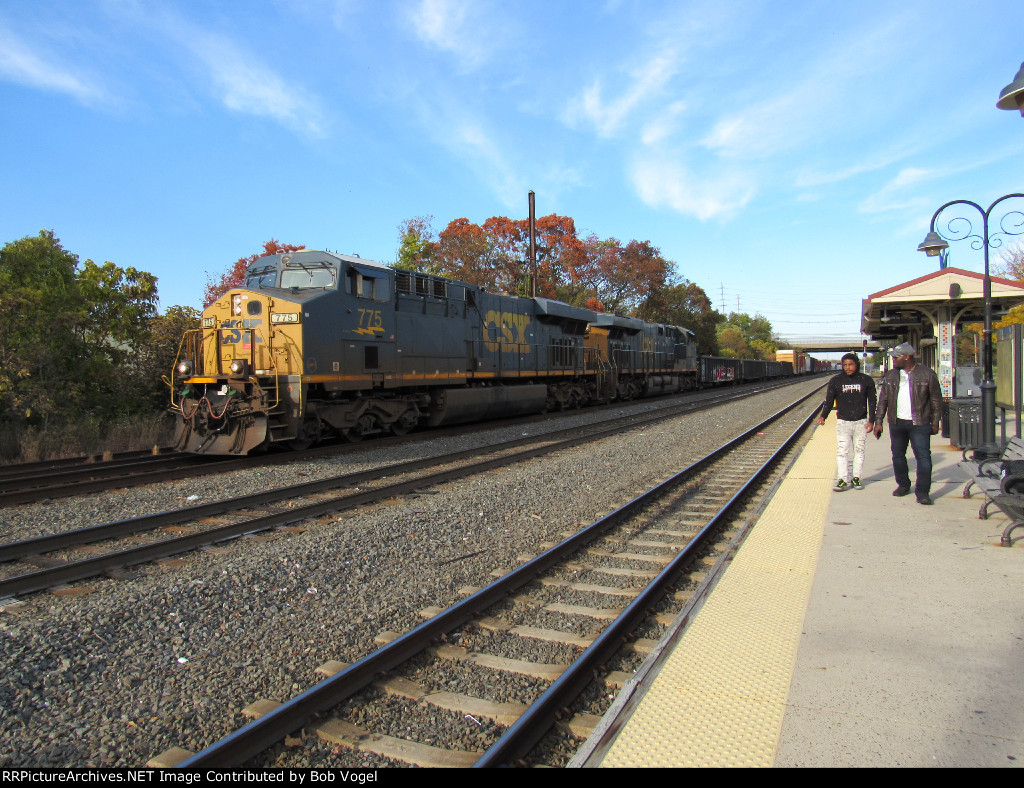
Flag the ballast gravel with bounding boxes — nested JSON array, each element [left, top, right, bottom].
[[0, 379, 823, 767]]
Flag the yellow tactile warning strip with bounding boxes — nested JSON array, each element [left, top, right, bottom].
[[599, 421, 836, 768]]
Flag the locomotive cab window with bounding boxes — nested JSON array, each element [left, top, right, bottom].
[[245, 265, 277, 289], [281, 261, 336, 289], [346, 266, 390, 302]]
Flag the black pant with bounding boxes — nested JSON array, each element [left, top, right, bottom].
[[889, 419, 932, 496]]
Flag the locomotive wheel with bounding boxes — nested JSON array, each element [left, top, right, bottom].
[[287, 415, 321, 450], [389, 421, 410, 436], [345, 414, 376, 443]]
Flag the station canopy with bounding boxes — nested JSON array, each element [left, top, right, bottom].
[[861, 267, 1024, 341]]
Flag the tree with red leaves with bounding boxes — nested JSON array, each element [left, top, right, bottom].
[[416, 214, 590, 300], [203, 239, 306, 307], [393, 212, 726, 351]]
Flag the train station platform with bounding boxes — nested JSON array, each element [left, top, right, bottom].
[[570, 416, 1024, 768]]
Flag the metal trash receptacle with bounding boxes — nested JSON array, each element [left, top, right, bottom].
[[949, 398, 983, 450]]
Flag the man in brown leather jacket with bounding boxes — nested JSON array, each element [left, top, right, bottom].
[[873, 342, 942, 504]]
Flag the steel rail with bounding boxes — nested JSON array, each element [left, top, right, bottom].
[[0, 378, 803, 507], [176, 386, 822, 768], [0, 448, 177, 478], [0, 381, 803, 569], [473, 398, 823, 766]]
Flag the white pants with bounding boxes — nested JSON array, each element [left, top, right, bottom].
[[836, 418, 867, 482]]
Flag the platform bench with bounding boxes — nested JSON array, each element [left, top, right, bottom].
[[958, 435, 1024, 546]]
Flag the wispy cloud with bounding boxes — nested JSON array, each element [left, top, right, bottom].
[[641, 100, 687, 146], [630, 153, 754, 221], [112, 3, 328, 138], [406, 0, 512, 71], [701, 14, 918, 164], [564, 53, 679, 138], [858, 167, 936, 215], [185, 35, 327, 138], [454, 120, 525, 206], [0, 25, 110, 106]]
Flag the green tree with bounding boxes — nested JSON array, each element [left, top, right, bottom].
[[130, 305, 201, 411], [0, 230, 162, 428], [716, 311, 778, 359], [395, 216, 438, 272], [749, 338, 778, 361], [637, 279, 723, 355], [717, 325, 750, 358], [0, 230, 85, 425]]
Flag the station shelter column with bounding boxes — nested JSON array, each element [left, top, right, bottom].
[[938, 305, 955, 399]]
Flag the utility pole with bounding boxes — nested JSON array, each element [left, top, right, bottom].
[[529, 190, 537, 298]]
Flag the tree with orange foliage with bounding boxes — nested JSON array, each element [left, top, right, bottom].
[[573, 236, 671, 315], [419, 214, 590, 299], [203, 239, 307, 307], [393, 214, 719, 341]]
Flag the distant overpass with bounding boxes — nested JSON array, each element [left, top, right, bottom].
[[787, 340, 882, 353]]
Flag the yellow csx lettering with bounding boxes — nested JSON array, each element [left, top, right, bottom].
[[354, 309, 384, 335], [483, 310, 531, 353]]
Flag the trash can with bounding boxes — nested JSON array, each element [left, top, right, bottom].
[[949, 398, 983, 450]]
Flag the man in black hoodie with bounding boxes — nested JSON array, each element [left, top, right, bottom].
[[818, 352, 877, 491]]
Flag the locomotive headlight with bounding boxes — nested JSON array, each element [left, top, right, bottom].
[[229, 359, 250, 376], [176, 360, 193, 377], [271, 312, 300, 324], [232, 294, 243, 316], [202, 317, 215, 328]]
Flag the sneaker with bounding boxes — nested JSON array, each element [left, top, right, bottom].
[[892, 486, 912, 497], [833, 480, 849, 492], [852, 477, 863, 489], [917, 495, 932, 505]]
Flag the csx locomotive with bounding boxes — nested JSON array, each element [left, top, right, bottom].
[[169, 250, 787, 454]]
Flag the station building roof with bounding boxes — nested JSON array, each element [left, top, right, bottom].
[[861, 267, 1024, 339]]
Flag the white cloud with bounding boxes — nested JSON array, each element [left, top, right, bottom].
[[564, 53, 679, 138], [640, 99, 687, 145], [137, 9, 328, 138], [630, 153, 754, 221], [858, 168, 936, 215], [445, 120, 525, 208], [407, 0, 510, 71], [189, 39, 327, 138], [796, 157, 900, 189], [0, 26, 109, 106]]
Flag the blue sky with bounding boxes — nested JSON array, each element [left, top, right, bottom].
[[1, 0, 1022, 348]]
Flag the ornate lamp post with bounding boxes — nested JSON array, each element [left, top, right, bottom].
[[997, 62, 1024, 115], [917, 194, 1024, 458]]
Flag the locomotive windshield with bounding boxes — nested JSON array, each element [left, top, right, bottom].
[[245, 264, 277, 289], [280, 260, 336, 289], [244, 259, 338, 290]]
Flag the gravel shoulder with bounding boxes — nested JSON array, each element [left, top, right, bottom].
[[0, 379, 824, 767]]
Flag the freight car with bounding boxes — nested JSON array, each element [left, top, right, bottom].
[[775, 349, 829, 375]]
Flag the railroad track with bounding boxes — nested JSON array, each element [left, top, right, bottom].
[[0, 449, 228, 507], [0, 379, 802, 507], [148, 386, 822, 768], [0, 380, 818, 601]]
